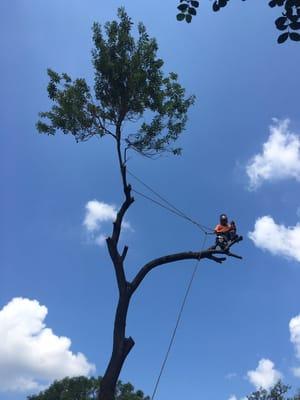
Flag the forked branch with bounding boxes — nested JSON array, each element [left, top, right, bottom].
[[130, 241, 243, 294]]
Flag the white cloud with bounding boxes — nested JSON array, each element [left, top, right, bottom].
[[83, 200, 131, 246], [247, 359, 282, 390], [84, 201, 117, 232], [290, 314, 300, 377], [293, 368, 300, 378], [248, 216, 300, 262], [290, 315, 300, 358], [0, 298, 95, 392], [246, 119, 300, 189], [95, 234, 107, 247], [228, 396, 237, 400], [225, 372, 237, 380]]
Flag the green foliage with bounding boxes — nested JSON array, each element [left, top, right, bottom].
[[37, 8, 194, 156], [27, 376, 98, 400], [36, 71, 101, 141], [176, 0, 199, 23], [246, 382, 290, 400], [176, 0, 300, 44], [27, 376, 149, 400]]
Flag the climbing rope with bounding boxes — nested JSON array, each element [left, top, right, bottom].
[[127, 169, 214, 234], [151, 234, 208, 400], [126, 168, 215, 398], [132, 188, 209, 232]]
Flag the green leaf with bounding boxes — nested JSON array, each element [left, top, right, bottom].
[[188, 7, 197, 15], [290, 22, 300, 31], [177, 3, 188, 11], [289, 32, 300, 41], [268, 0, 277, 7], [277, 32, 289, 43], [185, 14, 192, 23], [191, 0, 199, 7], [176, 13, 186, 21], [275, 16, 288, 31], [212, 1, 220, 11]]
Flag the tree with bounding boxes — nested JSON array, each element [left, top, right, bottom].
[[27, 376, 149, 400], [37, 8, 241, 400], [176, 0, 300, 44], [294, 390, 300, 400], [245, 381, 300, 400], [246, 382, 290, 400]]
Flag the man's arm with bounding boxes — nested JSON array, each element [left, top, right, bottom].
[[230, 221, 237, 231]]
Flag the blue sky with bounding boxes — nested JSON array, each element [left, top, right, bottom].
[[1, 1, 300, 399]]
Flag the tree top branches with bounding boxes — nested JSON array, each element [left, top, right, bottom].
[[37, 7, 195, 158]]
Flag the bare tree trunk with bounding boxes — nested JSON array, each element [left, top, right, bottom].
[[97, 247, 240, 400], [96, 126, 242, 400], [98, 293, 134, 400]]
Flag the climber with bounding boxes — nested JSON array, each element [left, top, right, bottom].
[[212, 214, 241, 250], [214, 214, 237, 239]]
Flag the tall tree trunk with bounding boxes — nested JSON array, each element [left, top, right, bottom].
[[97, 130, 241, 400], [98, 293, 134, 400]]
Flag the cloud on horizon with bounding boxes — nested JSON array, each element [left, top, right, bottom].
[[0, 298, 95, 392]]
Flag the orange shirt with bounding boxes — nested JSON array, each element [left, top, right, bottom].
[[214, 223, 233, 233]]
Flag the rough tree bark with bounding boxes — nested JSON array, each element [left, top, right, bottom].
[[97, 128, 242, 400]]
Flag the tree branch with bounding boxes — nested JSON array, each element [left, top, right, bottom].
[[106, 237, 127, 292], [106, 124, 134, 293], [123, 336, 135, 358], [227, 235, 243, 249], [130, 246, 241, 294], [121, 246, 129, 262]]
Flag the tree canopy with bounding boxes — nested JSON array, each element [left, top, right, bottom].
[[245, 382, 300, 400], [176, 0, 300, 44], [26, 379, 300, 400], [37, 7, 194, 157], [246, 382, 290, 400], [27, 376, 149, 400]]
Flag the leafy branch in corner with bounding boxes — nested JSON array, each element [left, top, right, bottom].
[[176, 0, 300, 44]]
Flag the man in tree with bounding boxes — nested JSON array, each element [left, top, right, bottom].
[[211, 214, 242, 250], [214, 214, 236, 238], [37, 8, 241, 400]]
